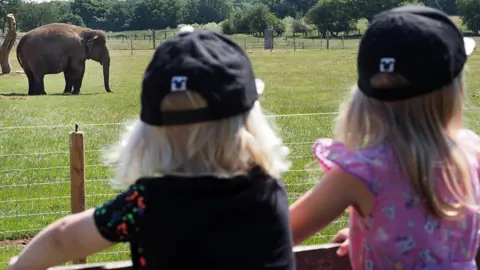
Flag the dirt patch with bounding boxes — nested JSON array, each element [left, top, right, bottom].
[[0, 238, 30, 247], [0, 71, 25, 77], [247, 49, 294, 54], [0, 94, 29, 100]]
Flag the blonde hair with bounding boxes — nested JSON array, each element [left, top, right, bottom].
[[102, 91, 291, 189], [335, 72, 480, 219]]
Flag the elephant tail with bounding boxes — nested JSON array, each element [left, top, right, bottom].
[[16, 36, 25, 70]]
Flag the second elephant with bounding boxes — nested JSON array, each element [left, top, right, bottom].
[[16, 23, 113, 95]]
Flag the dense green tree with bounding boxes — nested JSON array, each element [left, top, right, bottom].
[[0, 0, 21, 33], [58, 13, 85, 27], [196, 0, 231, 24], [259, 0, 296, 17], [104, 1, 134, 31], [3, 0, 478, 35], [457, 0, 480, 34], [221, 3, 283, 36], [129, 0, 182, 30], [17, 1, 60, 31], [400, 0, 425, 7], [291, 13, 312, 35], [244, 4, 273, 36], [221, 7, 250, 34], [349, 0, 404, 22], [421, 0, 456, 14], [284, 0, 317, 14], [306, 0, 358, 36], [70, 0, 111, 29]]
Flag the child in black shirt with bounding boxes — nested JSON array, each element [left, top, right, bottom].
[[8, 27, 295, 270]]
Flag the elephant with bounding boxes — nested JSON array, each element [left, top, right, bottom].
[[16, 23, 113, 95]]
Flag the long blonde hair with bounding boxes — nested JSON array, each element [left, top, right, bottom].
[[335, 72, 480, 219], [103, 90, 291, 189]]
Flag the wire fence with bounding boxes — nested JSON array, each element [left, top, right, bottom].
[[107, 34, 361, 51], [0, 111, 347, 267], [4, 30, 480, 53], [1, 109, 480, 267], [101, 31, 480, 52]]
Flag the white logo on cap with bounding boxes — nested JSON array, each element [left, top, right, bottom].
[[171, 76, 188, 91], [379, 58, 395, 73]]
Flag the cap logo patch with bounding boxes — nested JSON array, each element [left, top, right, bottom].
[[379, 58, 395, 73], [171, 76, 188, 91]]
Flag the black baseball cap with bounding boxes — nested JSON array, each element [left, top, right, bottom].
[[140, 26, 265, 126], [357, 5, 476, 101]]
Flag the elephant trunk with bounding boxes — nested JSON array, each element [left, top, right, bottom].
[[102, 53, 113, 93]]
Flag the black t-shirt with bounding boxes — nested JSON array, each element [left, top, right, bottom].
[[93, 166, 295, 270]]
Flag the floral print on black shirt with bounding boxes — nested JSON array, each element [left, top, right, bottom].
[[93, 184, 147, 269]]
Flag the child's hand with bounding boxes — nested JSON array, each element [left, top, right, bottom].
[[330, 228, 350, 257]]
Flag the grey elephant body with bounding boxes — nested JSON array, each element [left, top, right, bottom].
[[16, 23, 113, 95]]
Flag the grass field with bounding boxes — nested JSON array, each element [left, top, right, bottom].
[[0, 39, 479, 268]]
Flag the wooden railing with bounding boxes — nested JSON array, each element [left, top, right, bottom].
[[47, 243, 480, 270], [47, 244, 352, 270]]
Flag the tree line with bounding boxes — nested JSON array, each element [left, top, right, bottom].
[[0, 0, 479, 36]]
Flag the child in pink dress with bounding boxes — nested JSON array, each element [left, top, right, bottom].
[[289, 5, 480, 270]]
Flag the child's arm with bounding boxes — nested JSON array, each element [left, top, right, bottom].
[[8, 209, 114, 270], [289, 165, 373, 245], [9, 183, 146, 270]]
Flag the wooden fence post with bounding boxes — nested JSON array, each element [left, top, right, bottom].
[[320, 33, 323, 50], [152, 30, 156, 49], [69, 124, 87, 264], [326, 31, 330, 50], [293, 33, 296, 51], [130, 38, 133, 55]]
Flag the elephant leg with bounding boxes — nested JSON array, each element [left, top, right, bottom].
[[71, 62, 85, 95], [63, 70, 73, 94], [25, 70, 35, 95], [33, 74, 46, 95]]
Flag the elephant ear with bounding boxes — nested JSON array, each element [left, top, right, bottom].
[[87, 35, 99, 53]]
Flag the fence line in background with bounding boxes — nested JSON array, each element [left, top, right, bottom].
[[111, 30, 480, 52], [6, 30, 480, 53], [115, 29, 341, 52], [0, 112, 338, 130]]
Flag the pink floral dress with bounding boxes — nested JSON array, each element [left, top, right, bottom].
[[313, 129, 480, 270]]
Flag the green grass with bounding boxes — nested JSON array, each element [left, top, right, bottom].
[[0, 40, 479, 269]]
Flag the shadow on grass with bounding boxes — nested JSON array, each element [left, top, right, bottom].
[[49, 92, 103, 96], [0, 92, 104, 97], [0, 93, 27, 96]]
